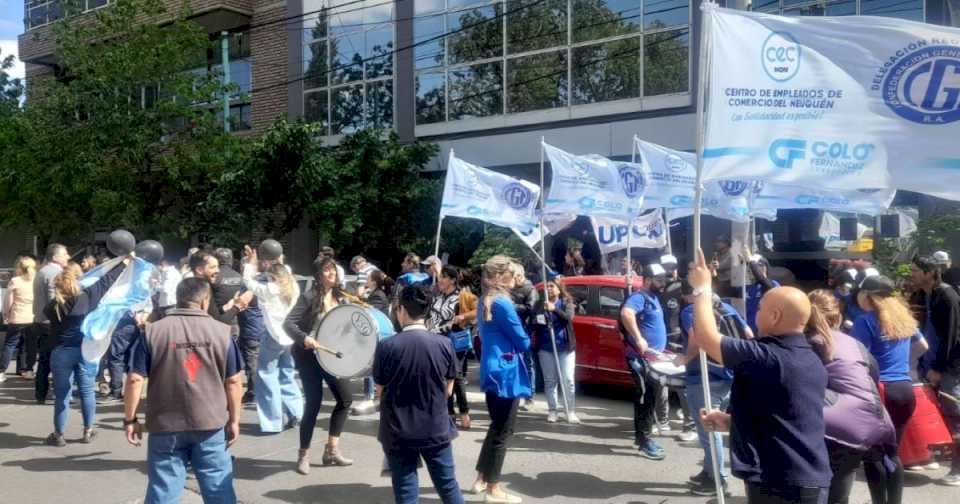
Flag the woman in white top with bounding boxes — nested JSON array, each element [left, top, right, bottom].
[[242, 247, 304, 433], [2, 256, 36, 381]]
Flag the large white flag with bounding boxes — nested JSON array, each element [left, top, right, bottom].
[[440, 152, 540, 233], [542, 142, 647, 218], [700, 6, 960, 200], [592, 212, 668, 254], [634, 138, 698, 209], [752, 184, 895, 215]]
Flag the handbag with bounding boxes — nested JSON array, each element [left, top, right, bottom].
[[448, 328, 474, 352]]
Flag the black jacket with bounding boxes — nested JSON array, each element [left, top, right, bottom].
[[534, 295, 576, 352], [928, 283, 960, 374], [210, 266, 243, 330], [44, 263, 126, 349], [283, 290, 349, 369], [510, 280, 539, 328]]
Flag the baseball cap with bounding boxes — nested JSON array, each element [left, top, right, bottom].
[[660, 254, 678, 266], [859, 275, 895, 297], [644, 263, 667, 278], [421, 255, 442, 267], [933, 250, 951, 265]]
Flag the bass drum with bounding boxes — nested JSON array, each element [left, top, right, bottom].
[[311, 304, 380, 378], [647, 353, 686, 389]]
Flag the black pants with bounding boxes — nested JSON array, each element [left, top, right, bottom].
[[827, 440, 865, 504], [238, 335, 260, 394], [745, 482, 827, 504], [882, 381, 916, 444], [626, 356, 660, 443], [34, 324, 53, 402], [475, 392, 519, 484], [863, 447, 904, 504], [298, 357, 353, 450], [107, 318, 139, 397], [447, 352, 469, 416], [0, 324, 35, 374]]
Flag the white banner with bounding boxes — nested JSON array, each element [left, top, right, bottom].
[[701, 5, 960, 201], [634, 138, 698, 209], [592, 212, 667, 254], [542, 142, 647, 218], [440, 152, 540, 232], [752, 184, 895, 215]]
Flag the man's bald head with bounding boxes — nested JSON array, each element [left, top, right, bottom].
[[756, 286, 811, 337]]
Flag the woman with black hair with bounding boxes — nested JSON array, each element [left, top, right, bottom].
[[284, 256, 355, 475]]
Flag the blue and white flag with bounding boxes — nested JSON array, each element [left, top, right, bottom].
[[592, 211, 667, 255], [633, 138, 697, 209], [80, 257, 155, 363], [542, 142, 647, 218], [701, 5, 960, 201], [752, 184, 895, 215], [440, 151, 540, 234]]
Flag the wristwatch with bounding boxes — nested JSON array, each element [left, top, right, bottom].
[[123, 417, 140, 426]]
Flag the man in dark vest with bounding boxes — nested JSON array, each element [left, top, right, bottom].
[[122, 278, 244, 504]]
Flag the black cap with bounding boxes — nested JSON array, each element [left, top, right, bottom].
[[107, 229, 136, 257], [134, 240, 164, 265], [859, 275, 895, 296]]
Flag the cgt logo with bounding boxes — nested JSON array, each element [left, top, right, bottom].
[[501, 182, 533, 210], [617, 164, 646, 198], [762, 32, 801, 82], [769, 138, 876, 169], [719, 180, 750, 197], [882, 45, 960, 125]]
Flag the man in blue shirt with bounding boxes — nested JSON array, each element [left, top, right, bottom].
[[620, 264, 669, 460], [374, 284, 463, 504], [745, 253, 779, 335], [679, 281, 753, 496], [689, 249, 832, 504]]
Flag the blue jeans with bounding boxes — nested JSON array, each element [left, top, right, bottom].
[[146, 429, 236, 504], [685, 377, 732, 482], [538, 350, 576, 412], [364, 375, 375, 401], [386, 443, 464, 504], [523, 350, 536, 396], [52, 346, 98, 433], [255, 336, 303, 432]]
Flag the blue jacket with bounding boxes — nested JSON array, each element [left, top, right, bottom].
[[478, 296, 532, 399]]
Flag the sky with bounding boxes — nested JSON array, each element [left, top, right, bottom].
[[0, 0, 25, 82]]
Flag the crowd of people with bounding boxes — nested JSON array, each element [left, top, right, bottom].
[[1, 237, 960, 504]]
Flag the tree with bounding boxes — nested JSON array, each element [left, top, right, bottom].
[[0, 50, 23, 117], [209, 120, 440, 271], [0, 0, 240, 244]]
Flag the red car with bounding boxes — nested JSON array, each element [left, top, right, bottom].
[[547, 275, 643, 388]]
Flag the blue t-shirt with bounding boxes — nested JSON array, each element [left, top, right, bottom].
[[680, 303, 738, 382], [397, 272, 430, 289], [535, 298, 569, 353], [623, 289, 667, 355], [851, 312, 921, 383], [747, 280, 779, 335]]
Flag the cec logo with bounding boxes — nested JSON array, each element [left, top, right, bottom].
[[617, 164, 646, 198], [501, 182, 533, 210], [664, 154, 686, 173], [882, 45, 960, 125], [762, 32, 801, 82]]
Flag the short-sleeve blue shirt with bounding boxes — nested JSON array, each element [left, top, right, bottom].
[[623, 289, 667, 355], [851, 312, 921, 383], [680, 303, 737, 382]]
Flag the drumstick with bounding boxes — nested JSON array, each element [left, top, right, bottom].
[[939, 390, 960, 405], [315, 344, 343, 359]]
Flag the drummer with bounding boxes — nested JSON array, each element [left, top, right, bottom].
[[677, 279, 751, 496], [283, 256, 355, 475]]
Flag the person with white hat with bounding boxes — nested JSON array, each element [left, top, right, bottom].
[[933, 250, 952, 270]]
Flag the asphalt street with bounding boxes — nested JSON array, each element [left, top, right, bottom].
[[0, 367, 956, 504]]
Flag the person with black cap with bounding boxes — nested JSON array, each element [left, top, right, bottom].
[[620, 263, 669, 460]]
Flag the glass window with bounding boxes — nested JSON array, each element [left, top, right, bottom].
[[599, 286, 624, 319], [87, 0, 108, 8], [751, 0, 780, 11], [644, 28, 689, 96], [565, 284, 590, 315], [572, 0, 643, 44], [784, 4, 825, 15], [416, 0, 446, 15], [330, 32, 365, 85], [447, 4, 504, 65], [507, 50, 568, 113], [860, 0, 924, 21], [47, 0, 61, 21], [415, 15, 446, 69], [572, 37, 641, 105], [416, 71, 446, 124], [645, 0, 690, 30], [229, 59, 252, 96], [304, 8, 329, 41], [448, 61, 503, 120], [303, 40, 328, 90], [365, 80, 394, 129], [825, 0, 857, 15], [305, 90, 329, 129], [366, 24, 394, 78], [331, 85, 364, 134], [230, 104, 251, 131], [29, 5, 47, 28], [507, 0, 567, 54]]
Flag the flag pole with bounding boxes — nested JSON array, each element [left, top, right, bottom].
[[663, 208, 673, 255], [435, 150, 454, 257], [693, 2, 725, 502], [539, 137, 571, 417], [627, 139, 638, 291]]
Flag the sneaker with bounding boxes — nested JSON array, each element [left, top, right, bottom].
[[81, 428, 97, 444], [657, 422, 671, 435], [350, 400, 378, 416], [484, 491, 523, 503], [518, 401, 532, 412], [96, 394, 122, 406], [469, 481, 488, 495], [241, 391, 256, 405], [689, 471, 710, 485], [690, 477, 729, 497], [943, 472, 960, 486], [637, 439, 666, 460], [546, 411, 558, 423], [676, 430, 698, 443], [20, 371, 34, 380], [922, 461, 941, 470], [45, 432, 66, 447], [566, 413, 582, 425], [0, 373, 6, 383], [284, 417, 300, 431]]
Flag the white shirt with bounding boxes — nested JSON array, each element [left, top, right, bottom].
[[242, 264, 300, 346], [157, 266, 182, 308]]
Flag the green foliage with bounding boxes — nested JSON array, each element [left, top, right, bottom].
[[0, 0, 238, 244], [467, 226, 539, 272], [0, 51, 22, 117]]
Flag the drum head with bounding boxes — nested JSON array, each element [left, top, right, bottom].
[[312, 305, 379, 378]]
